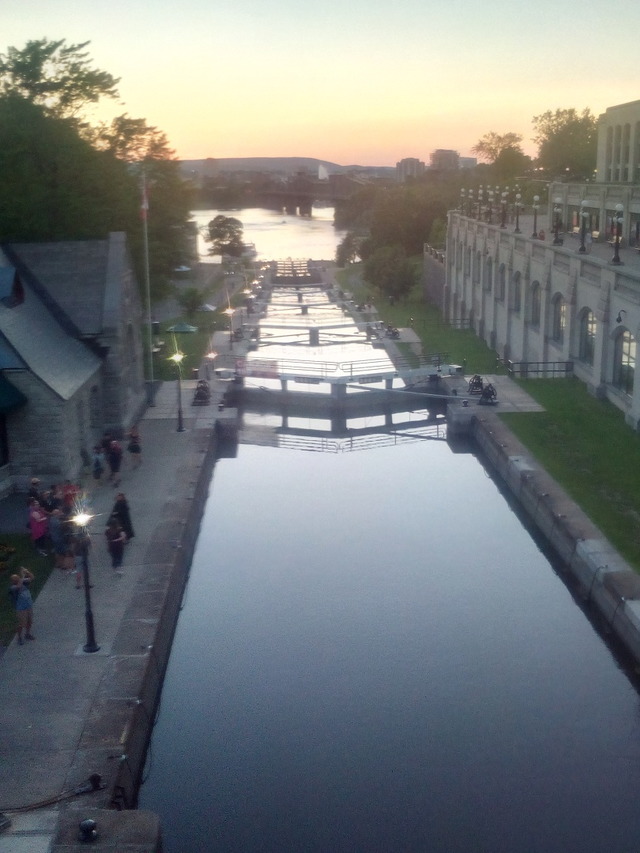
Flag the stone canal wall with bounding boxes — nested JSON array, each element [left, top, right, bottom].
[[469, 409, 640, 665]]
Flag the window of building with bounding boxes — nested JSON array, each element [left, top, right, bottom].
[[512, 272, 522, 313], [530, 281, 541, 327], [578, 310, 596, 366], [551, 295, 566, 343], [484, 257, 493, 292], [497, 264, 506, 301], [613, 329, 636, 396]]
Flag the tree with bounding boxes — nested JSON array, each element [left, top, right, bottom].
[[0, 38, 119, 118], [532, 108, 597, 179], [471, 132, 524, 163], [176, 286, 207, 319], [206, 215, 245, 257], [335, 232, 361, 266], [363, 245, 416, 303]]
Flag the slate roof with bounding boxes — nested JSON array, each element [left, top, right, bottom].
[[4, 240, 109, 336], [0, 260, 101, 400]]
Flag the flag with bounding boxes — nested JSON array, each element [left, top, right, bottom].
[[140, 179, 149, 221]]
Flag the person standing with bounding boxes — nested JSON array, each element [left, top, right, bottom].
[[106, 439, 123, 488], [127, 425, 142, 468], [8, 567, 35, 645], [28, 499, 49, 556], [111, 493, 134, 541], [92, 445, 105, 483], [105, 519, 127, 574]]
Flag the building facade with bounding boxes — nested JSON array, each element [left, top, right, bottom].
[[0, 232, 146, 491]]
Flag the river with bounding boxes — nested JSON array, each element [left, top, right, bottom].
[[139, 209, 640, 853]]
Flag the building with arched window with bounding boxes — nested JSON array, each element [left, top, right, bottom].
[[436, 99, 640, 430]]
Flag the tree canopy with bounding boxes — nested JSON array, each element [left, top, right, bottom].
[[0, 38, 194, 301], [471, 132, 524, 163], [532, 107, 597, 179], [0, 38, 119, 118], [206, 215, 245, 257]]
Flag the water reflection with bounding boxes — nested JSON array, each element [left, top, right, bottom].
[[140, 246, 640, 853]]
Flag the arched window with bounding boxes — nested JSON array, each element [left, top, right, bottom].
[[578, 309, 596, 366], [613, 329, 636, 395], [497, 264, 506, 301], [551, 295, 566, 343], [512, 272, 522, 313], [530, 281, 541, 327], [484, 257, 493, 292]]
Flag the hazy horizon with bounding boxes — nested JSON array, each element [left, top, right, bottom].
[[3, 2, 640, 167]]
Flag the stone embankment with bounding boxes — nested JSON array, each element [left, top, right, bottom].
[[448, 387, 640, 665]]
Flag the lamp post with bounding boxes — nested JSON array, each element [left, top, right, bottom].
[[611, 203, 624, 265], [553, 197, 563, 245], [460, 188, 466, 215], [531, 195, 540, 238], [224, 306, 234, 350], [71, 512, 100, 654], [467, 189, 474, 219], [500, 191, 508, 228], [514, 193, 522, 233], [487, 189, 493, 224], [578, 201, 588, 253], [169, 352, 185, 432], [477, 187, 483, 219]]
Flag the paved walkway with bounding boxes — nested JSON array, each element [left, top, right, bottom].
[[0, 380, 220, 851]]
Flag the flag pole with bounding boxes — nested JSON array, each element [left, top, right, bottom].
[[141, 168, 155, 406]]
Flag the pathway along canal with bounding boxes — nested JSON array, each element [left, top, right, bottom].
[[140, 213, 640, 852]]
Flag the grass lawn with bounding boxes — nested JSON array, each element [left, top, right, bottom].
[[337, 261, 640, 571], [501, 378, 640, 570], [0, 536, 55, 645]]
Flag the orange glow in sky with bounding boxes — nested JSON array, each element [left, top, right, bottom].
[[3, 1, 640, 166]]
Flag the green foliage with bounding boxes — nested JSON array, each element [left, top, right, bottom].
[[501, 378, 640, 569], [206, 215, 245, 257], [335, 231, 362, 266], [471, 132, 524, 163], [0, 94, 137, 241], [0, 38, 119, 119], [176, 286, 207, 319], [532, 107, 597, 180], [363, 245, 417, 304]]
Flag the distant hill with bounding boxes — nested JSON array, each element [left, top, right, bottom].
[[179, 157, 393, 182]]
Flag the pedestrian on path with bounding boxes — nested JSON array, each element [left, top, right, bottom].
[[28, 499, 49, 556], [111, 493, 134, 541], [92, 445, 105, 482], [8, 567, 35, 645], [127, 425, 142, 468], [105, 519, 127, 574], [106, 439, 123, 487]]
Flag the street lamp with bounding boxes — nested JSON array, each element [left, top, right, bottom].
[[71, 512, 100, 654], [611, 203, 624, 266], [169, 352, 186, 432], [487, 189, 493, 224], [514, 193, 522, 234], [477, 187, 483, 219], [553, 197, 563, 245], [500, 191, 508, 228], [578, 201, 589, 253], [467, 189, 474, 219], [460, 188, 466, 215], [223, 306, 235, 350], [204, 347, 217, 380], [531, 195, 540, 238]]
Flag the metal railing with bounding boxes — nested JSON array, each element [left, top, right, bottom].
[[506, 360, 574, 379]]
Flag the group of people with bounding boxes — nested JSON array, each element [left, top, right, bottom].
[[11, 428, 141, 646], [92, 426, 142, 487]]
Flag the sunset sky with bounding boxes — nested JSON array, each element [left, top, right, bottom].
[[3, 0, 640, 167]]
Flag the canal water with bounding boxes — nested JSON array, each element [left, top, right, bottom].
[[140, 210, 640, 853]]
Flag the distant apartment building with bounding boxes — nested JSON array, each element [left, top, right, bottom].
[[430, 149, 460, 171], [396, 158, 426, 182], [596, 100, 640, 184], [459, 156, 478, 170]]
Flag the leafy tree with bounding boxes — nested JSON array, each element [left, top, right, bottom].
[[471, 132, 524, 163], [532, 107, 597, 179], [176, 286, 207, 319], [206, 215, 245, 257], [0, 38, 119, 118], [336, 232, 361, 266], [363, 245, 416, 303]]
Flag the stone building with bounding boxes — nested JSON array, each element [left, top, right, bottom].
[[440, 99, 640, 430], [0, 232, 146, 491]]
